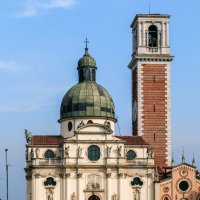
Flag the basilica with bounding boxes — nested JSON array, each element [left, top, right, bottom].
[[25, 14, 200, 200]]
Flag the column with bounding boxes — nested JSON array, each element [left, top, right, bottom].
[[161, 22, 166, 47], [118, 173, 124, 200], [32, 173, 36, 200], [142, 23, 146, 46], [65, 173, 70, 200], [166, 22, 169, 46], [137, 22, 142, 46]]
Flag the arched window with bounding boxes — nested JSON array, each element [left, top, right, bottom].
[[148, 25, 158, 47], [88, 195, 100, 200], [44, 177, 56, 186], [92, 69, 96, 82], [44, 150, 55, 159], [79, 69, 84, 82], [88, 145, 100, 161], [163, 197, 169, 200], [127, 150, 136, 160]]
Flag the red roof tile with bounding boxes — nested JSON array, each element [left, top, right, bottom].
[[31, 135, 63, 145], [115, 136, 149, 145]]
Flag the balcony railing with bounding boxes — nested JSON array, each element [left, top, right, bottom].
[[30, 158, 62, 166], [147, 47, 159, 53], [126, 158, 154, 166]]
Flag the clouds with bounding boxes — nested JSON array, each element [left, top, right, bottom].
[[0, 82, 66, 112], [17, 0, 76, 17], [0, 61, 27, 72]]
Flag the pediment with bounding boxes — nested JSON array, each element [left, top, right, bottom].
[[75, 123, 113, 134]]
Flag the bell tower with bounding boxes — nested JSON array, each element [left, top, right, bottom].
[[128, 14, 174, 166]]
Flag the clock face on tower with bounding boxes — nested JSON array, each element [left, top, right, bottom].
[[133, 100, 138, 122]]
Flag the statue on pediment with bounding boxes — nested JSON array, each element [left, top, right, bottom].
[[77, 121, 85, 129], [24, 129, 32, 143]]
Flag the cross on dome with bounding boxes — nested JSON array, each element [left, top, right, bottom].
[[84, 37, 89, 49]]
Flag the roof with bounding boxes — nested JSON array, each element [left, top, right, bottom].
[[130, 14, 170, 28], [60, 81, 115, 120], [31, 135, 63, 145], [115, 136, 148, 145], [78, 48, 96, 69]]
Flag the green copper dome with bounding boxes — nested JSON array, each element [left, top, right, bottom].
[[60, 45, 115, 121], [60, 81, 115, 120]]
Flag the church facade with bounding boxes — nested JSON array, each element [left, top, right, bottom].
[[25, 14, 200, 200]]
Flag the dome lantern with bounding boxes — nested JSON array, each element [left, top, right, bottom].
[[77, 38, 97, 83]]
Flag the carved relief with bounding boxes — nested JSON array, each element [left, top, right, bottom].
[[46, 188, 54, 200], [112, 193, 118, 200], [35, 148, 40, 158], [147, 146, 153, 158], [87, 174, 101, 190], [107, 146, 112, 157], [78, 146, 83, 158], [133, 188, 140, 200], [117, 146, 122, 157], [25, 148, 29, 161], [65, 146, 70, 158], [71, 192, 76, 200], [31, 148, 34, 159], [77, 121, 85, 129]]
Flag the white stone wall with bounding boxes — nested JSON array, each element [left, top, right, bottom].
[[60, 118, 115, 138]]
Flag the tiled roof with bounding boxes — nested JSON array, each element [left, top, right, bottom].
[[115, 136, 149, 145], [31, 135, 63, 145]]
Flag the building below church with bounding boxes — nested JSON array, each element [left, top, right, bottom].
[[25, 13, 200, 200]]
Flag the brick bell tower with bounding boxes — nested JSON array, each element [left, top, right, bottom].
[[128, 14, 174, 166]]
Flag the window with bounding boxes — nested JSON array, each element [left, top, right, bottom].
[[44, 177, 56, 187], [127, 150, 136, 160], [87, 120, 93, 124], [179, 180, 189, 192], [148, 25, 158, 47], [68, 121, 73, 131], [163, 197, 169, 200], [88, 145, 100, 161], [88, 195, 100, 200], [131, 177, 143, 187], [44, 150, 55, 159]]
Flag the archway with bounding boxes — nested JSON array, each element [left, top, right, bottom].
[[88, 195, 100, 200]]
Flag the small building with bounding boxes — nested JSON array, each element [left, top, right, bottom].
[[156, 162, 200, 200]]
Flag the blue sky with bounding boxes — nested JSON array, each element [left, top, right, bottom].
[[0, 0, 200, 199]]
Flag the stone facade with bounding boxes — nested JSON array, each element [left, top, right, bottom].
[[25, 121, 156, 200]]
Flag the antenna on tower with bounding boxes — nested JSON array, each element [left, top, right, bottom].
[[149, 2, 151, 14], [116, 115, 121, 136]]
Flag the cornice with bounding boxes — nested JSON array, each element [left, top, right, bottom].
[[128, 55, 174, 69]]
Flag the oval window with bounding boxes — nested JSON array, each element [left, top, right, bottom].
[[68, 121, 73, 131]]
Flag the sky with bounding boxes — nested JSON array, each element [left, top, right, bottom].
[[0, 0, 200, 199]]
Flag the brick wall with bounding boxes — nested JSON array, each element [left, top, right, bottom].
[[132, 68, 138, 136], [142, 64, 167, 166]]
